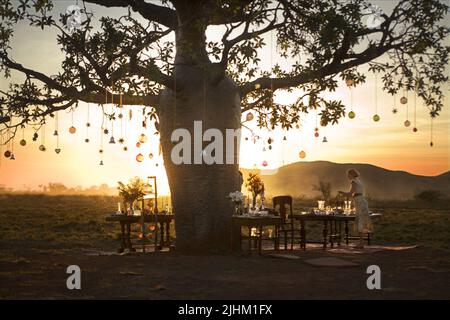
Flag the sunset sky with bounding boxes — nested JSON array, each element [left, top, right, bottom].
[[0, 1, 449, 195]]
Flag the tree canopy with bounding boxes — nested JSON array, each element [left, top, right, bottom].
[[0, 0, 449, 138]]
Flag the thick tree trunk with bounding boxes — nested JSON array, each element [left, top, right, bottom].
[[157, 65, 242, 252]]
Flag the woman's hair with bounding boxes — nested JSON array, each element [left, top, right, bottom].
[[347, 169, 360, 178]]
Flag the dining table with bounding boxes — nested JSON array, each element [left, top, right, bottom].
[[293, 212, 382, 250], [231, 214, 282, 254]]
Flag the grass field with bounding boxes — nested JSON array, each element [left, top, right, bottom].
[[0, 194, 449, 299]]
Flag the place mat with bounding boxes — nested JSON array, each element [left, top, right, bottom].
[[267, 253, 300, 260], [305, 257, 359, 267]]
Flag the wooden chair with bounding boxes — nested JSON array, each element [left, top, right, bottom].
[[273, 196, 301, 250]]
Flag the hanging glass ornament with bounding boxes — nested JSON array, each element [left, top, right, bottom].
[[85, 138, 90, 143], [413, 127, 418, 133], [118, 113, 123, 119], [123, 146, 128, 151], [262, 160, 268, 167], [136, 153, 144, 162], [299, 150, 306, 159], [129, 109, 133, 120], [149, 153, 154, 159], [32, 132, 38, 141], [246, 113, 254, 121], [20, 139, 26, 146], [4, 150, 11, 158], [99, 149, 104, 154], [404, 120, 411, 127], [295, 124, 300, 129], [39, 145, 46, 152], [430, 142, 434, 147], [262, 147, 266, 152], [138, 134, 147, 143], [55, 148, 61, 154], [373, 114, 380, 122], [267, 137, 272, 144], [244, 137, 249, 141], [254, 83, 261, 90], [283, 136, 287, 141], [322, 137, 328, 143], [268, 145, 272, 150], [314, 131, 319, 138], [136, 142, 141, 148], [118, 138, 125, 144], [10, 153, 15, 160], [109, 136, 116, 144], [103, 128, 109, 135], [99, 160, 104, 166], [348, 111, 356, 119], [400, 96, 408, 104], [69, 126, 76, 134], [345, 79, 353, 87], [53, 130, 58, 136]]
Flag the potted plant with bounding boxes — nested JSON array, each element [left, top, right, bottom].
[[117, 177, 146, 215]]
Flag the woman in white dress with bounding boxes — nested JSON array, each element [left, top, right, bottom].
[[339, 169, 372, 248]]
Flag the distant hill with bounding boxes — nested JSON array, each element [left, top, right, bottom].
[[241, 161, 450, 200]]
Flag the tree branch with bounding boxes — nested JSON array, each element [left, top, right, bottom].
[[84, 0, 177, 28]]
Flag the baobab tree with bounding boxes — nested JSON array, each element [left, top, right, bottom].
[[0, 0, 449, 252]]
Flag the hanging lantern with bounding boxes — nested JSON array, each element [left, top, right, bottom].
[[4, 150, 11, 158], [69, 126, 76, 134], [299, 150, 306, 159], [138, 134, 147, 143], [345, 79, 354, 87], [246, 113, 254, 121], [109, 136, 116, 144], [404, 120, 411, 127], [322, 137, 328, 143], [55, 148, 61, 154], [19, 139, 26, 146], [39, 145, 46, 152], [373, 114, 380, 122], [262, 160, 268, 167], [136, 153, 144, 162], [348, 111, 356, 119], [10, 153, 15, 160], [413, 127, 418, 133]]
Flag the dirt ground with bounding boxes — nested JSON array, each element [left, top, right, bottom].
[[1, 195, 449, 299], [1, 243, 450, 299]]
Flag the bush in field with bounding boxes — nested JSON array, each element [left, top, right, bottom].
[[414, 190, 443, 203]]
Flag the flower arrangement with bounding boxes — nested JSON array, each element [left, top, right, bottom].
[[227, 191, 244, 214], [245, 173, 265, 208], [117, 177, 146, 214]]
